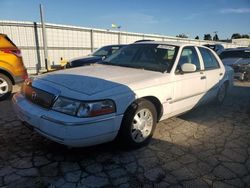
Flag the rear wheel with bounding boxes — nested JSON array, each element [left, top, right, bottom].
[[118, 99, 157, 149], [0, 74, 12, 101]]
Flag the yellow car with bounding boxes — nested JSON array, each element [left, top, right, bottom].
[[0, 33, 28, 100]]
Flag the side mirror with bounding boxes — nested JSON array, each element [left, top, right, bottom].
[[102, 56, 106, 60], [181, 63, 196, 73]]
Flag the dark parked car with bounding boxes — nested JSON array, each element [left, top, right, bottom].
[[203, 44, 224, 55], [219, 47, 250, 81], [67, 44, 126, 68]]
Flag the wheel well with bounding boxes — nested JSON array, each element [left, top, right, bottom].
[[0, 69, 15, 84], [142, 96, 163, 122]]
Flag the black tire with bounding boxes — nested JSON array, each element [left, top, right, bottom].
[[215, 82, 227, 105], [118, 99, 157, 149], [0, 73, 13, 101]]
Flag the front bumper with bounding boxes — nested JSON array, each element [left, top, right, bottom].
[[232, 64, 250, 81], [14, 72, 28, 84], [234, 72, 246, 81], [12, 93, 123, 147]]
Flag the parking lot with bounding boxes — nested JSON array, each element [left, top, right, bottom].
[[0, 81, 249, 188]]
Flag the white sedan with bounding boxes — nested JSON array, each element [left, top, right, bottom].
[[12, 41, 234, 148]]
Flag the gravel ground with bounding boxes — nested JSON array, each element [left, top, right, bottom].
[[0, 81, 249, 188]]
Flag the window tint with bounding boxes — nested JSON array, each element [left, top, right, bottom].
[[199, 47, 220, 70], [176, 47, 200, 72]]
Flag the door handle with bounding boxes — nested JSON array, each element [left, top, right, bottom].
[[200, 76, 206, 80], [219, 73, 223, 76]]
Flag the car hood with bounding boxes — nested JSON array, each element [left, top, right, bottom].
[[37, 64, 166, 96], [68, 56, 102, 67], [69, 55, 100, 62], [222, 58, 250, 66]]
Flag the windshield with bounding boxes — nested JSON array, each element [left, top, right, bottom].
[[102, 44, 179, 72], [92, 46, 123, 57], [220, 50, 250, 59]]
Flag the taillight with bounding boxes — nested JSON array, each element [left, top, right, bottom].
[[0, 48, 22, 57], [22, 73, 29, 80]]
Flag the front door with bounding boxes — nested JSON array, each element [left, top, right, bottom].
[[171, 46, 206, 116]]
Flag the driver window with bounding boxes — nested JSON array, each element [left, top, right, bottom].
[[176, 47, 200, 73]]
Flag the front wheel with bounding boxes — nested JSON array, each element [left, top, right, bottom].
[[0, 74, 13, 101], [118, 99, 157, 149]]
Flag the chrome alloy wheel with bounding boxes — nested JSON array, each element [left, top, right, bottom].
[[131, 108, 153, 143], [0, 78, 8, 96]]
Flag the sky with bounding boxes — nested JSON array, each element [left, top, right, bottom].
[[0, 0, 250, 39]]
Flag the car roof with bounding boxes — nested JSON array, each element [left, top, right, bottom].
[[102, 44, 127, 47], [132, 40, 205, 48]]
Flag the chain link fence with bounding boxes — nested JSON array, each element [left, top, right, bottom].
[[0, 20, 241, 74]]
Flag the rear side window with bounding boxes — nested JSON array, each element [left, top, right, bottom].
[[199, 47, 220, 70]]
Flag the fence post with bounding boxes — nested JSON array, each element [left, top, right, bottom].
[[33, 22, 41, 74], [40, 4, 50, 71], [118, 32, 121, 44], [90, 29, 94, 52]]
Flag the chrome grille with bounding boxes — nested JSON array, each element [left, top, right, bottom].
[[22, 84, 55, 108]]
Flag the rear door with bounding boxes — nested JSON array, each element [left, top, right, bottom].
[[198, 47, 223, 98]]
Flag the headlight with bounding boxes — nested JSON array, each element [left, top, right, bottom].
[[52, 97, 115, 117], [52, 97, 81, 116]]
